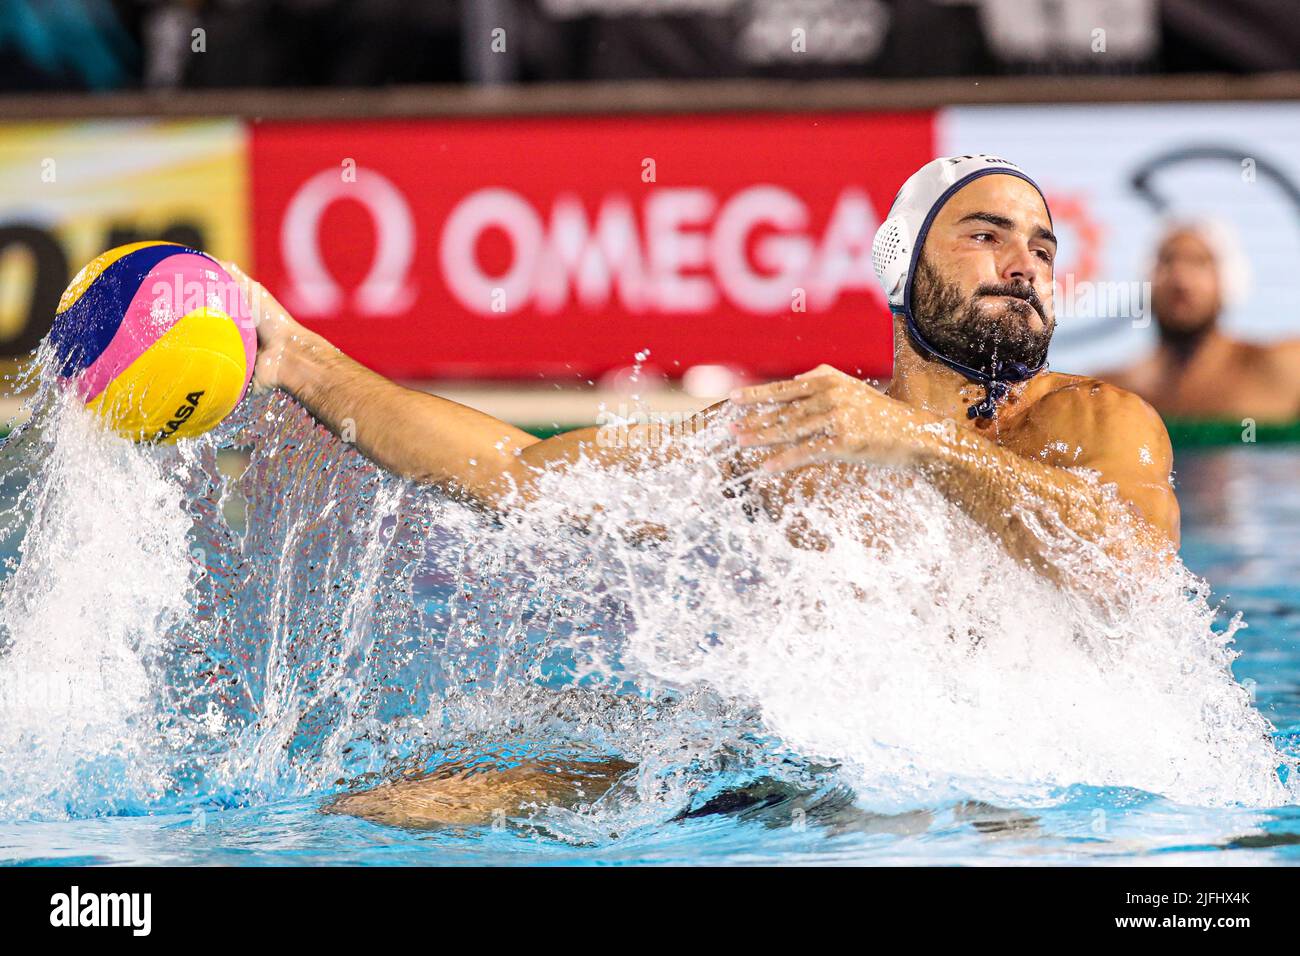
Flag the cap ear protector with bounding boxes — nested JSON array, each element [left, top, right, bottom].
[[872, 155, 1054, 419]]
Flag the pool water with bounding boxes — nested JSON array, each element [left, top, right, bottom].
[[0, 388, 1297, 866]]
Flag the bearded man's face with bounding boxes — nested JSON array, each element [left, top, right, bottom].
[[910, 175, 1057, 375]]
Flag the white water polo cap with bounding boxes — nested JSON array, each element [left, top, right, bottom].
[[871, 154, 1054, 419]]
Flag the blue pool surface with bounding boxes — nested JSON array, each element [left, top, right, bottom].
[[0, 429, 1297, 866]]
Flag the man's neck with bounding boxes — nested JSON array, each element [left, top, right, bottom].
[[884, 328, 1035, 427], [1156, 323, 1225, 366]]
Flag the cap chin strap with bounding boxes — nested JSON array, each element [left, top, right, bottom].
[[897, 308, 1044, 420]]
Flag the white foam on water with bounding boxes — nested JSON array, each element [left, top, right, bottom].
[[0, 392, 194, 817], [510, 414, 1295, 812], [0, 379, 1293, 825]]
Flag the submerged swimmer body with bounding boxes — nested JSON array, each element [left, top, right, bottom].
[[233, 156, 1180, 828]]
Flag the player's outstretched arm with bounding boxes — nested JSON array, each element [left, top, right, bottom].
[[233, 266, 720, 511]]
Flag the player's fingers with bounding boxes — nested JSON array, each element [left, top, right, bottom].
[[794, 364, 843, 381], [734, 412, 835, 448], [729, 375, 830, 406], [761, 436, 839, 473], [729, 393, 832, 434]]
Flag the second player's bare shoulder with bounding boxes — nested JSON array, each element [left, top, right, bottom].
[[1259, 339, 1300, 409]]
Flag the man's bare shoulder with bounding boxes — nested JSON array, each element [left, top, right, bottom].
[[1034, 369, 1159, 408], [1091, 354, 1157, 393], [1254, 338, 1300, 375], [1033, 371, 1155, 411], [1027, 373, 1172, 461]]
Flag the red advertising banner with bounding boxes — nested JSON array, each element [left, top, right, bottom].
[[250, 112, 934, 381]]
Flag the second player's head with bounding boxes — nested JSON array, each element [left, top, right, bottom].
[[1149, 220, 1246, 341]]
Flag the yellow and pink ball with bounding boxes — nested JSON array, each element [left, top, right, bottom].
[[47, 241, 256, 443]]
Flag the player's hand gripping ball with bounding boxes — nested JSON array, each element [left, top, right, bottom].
[[47, 241, 257, 443]]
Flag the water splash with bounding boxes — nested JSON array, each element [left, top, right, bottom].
[[0, 382, 193, 817], [0, 355, 1293, 832], [513, 418, 1294, 811]]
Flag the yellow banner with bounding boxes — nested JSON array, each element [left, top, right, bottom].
[[0, 119, 248, 357]]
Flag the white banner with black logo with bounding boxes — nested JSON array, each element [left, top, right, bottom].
[[941, 102, 1300, 373]]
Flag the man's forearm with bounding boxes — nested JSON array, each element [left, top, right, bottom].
[[516, 401, 725, 475], [277, 329, 539, 507], [276, 330, 726, 511], [920, 429, 1167, 578]]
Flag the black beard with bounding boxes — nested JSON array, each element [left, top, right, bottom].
[[1157, 319, 1216, 360], [910, 255, 1054, 377]]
